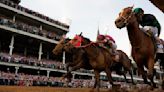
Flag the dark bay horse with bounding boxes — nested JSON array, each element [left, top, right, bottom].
[[115, 6, 156, 87], [113, 50, 134, 84]]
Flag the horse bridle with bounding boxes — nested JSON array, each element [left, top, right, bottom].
[[119, 11, 133, 26]]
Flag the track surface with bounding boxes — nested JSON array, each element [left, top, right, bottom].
[[0, 86, 109, 92], [0, 86, 163, 92]]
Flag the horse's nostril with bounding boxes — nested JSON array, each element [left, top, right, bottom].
[[117, 19, 121, 23]]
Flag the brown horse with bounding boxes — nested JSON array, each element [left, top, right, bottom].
[[80, 35, 135, 84], [52, 37, 91, 81], [64, 38, 117, 92], [115, 6, 157, 87], [53, 35, 135, 86]]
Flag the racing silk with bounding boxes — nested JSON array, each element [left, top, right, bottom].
[[140, 14, 161, 36], [104, 35, 115, 43]]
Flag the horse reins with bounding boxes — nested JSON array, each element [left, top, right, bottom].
[[75, 42, 97, 48], [120, 11, 133, 26]]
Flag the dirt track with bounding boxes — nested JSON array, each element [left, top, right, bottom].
[[0, 86, 109, 92], [0, 86, 163, 92]]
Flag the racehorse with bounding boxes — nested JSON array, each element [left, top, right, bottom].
[[80, 35, 135, 84], [52, 37, 92, 82], [115, 6, 157, 87], [64, 37, 117, 92], [113, 50, 134, 84], [53, 35, 135, 85]]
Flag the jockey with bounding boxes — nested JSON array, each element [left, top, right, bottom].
[[133, 8, 163, 53], [97, 34, 119, 62]]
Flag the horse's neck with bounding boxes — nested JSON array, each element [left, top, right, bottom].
[[127, 21, 143, 48]]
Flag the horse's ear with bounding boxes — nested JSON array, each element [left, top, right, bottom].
[[79, 32, 83, 36]]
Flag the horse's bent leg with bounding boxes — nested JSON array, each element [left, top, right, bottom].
[[69, 62, 83, 72], [105, 68, 114, 86], [93, 70, 100, 92], [147, 58, 156, 87], [62, 63, 74, 78], [65, 62, 74, 72]]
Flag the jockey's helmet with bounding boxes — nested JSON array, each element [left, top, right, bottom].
[[133, 8, 144, 14], [97, 35, 105, 40]]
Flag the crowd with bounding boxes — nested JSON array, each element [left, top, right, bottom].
[[0, 52, 93, 74], [0, 52, 65, 70], [0, 0, 69, 29], [0, 17, 61, 41], [0, 71, 97, 87]]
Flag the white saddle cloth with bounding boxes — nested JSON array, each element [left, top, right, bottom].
[[156, 43, 164, 53]]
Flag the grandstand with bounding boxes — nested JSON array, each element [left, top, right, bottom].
[[0, 0, 163, 88]]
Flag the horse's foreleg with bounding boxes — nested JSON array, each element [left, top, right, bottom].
[[137, 64, 149, 84], [63, 63, 73, 73], [93, 70, 100, 92], [69, 62, 83, 72], [147, 58, 157, 88], [62, 62, 76, 80]]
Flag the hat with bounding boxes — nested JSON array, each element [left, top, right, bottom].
[[97, 35, 105, 40], [133, 8, 144, 14]]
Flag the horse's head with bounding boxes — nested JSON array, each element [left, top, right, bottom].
[[69, 33, 91, 46], [80, 35, 91, 45], [52, 37, 70, 55], [115, 6, 136, 29]]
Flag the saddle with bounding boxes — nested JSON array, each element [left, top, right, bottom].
[[97, 45, 120, 62]]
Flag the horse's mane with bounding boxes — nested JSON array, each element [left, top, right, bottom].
[[65, 38, 71, 42], [81, 35, 91, 43]]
